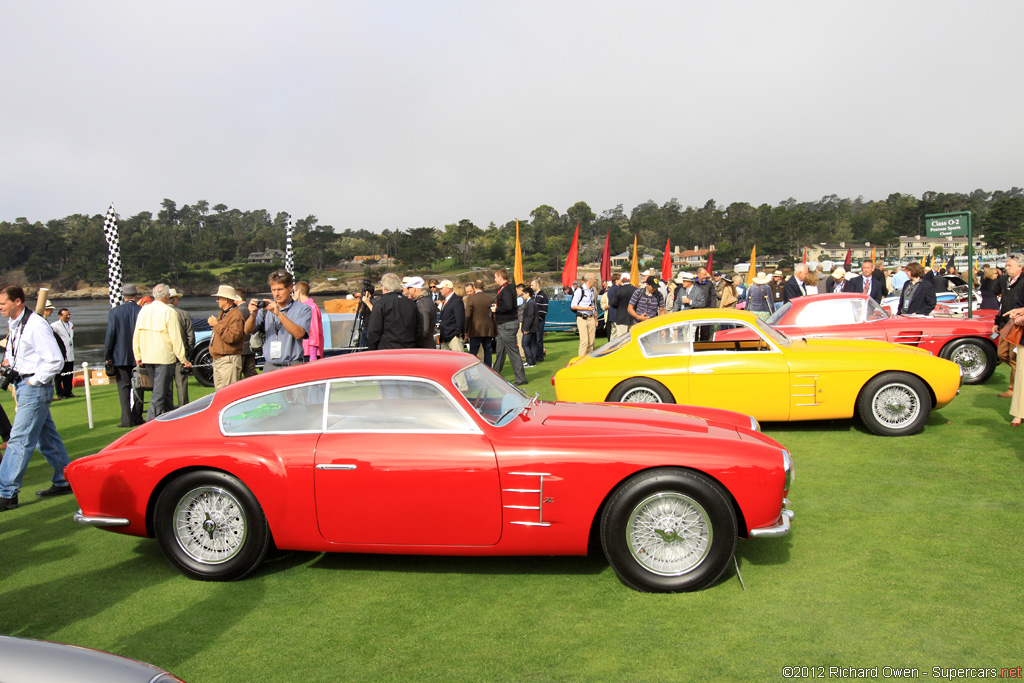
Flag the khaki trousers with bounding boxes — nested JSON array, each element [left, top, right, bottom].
[[998, 336, 1017, 390], [577, 316, 597, 357], [1011, 346, 1024, 418], [444, 337, 465, 352], [212, 355, 243, 391]]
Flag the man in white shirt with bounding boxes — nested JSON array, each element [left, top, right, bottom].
[[0, 285, 72, 510], [51, 307, 75, 399], [571, 273, 598, 357]]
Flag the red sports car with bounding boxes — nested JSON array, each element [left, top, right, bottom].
[[67, 350, 794, 593], [765, 293, 998, 384]]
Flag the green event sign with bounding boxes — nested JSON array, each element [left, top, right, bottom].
[[924, 212, 970, 238]]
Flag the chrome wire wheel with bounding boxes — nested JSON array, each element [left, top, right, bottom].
[[949, 343, 985, 381], [620, 386, 664, 403], [870, 381, 921, 429], [626, 492, 712, 576], [173, 486, 248, 564]]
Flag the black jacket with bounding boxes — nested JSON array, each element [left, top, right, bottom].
[[438, 294, 465, 343], [846, 274, 886, 302], [367, 291, 419, 350], [782, 276, 805, 303], [898, 280, 937, 316], [996, 275, 1024, 328], [494, 283, 518, 325], [610, 284, 636, 326], [521, 298, 538, 334]]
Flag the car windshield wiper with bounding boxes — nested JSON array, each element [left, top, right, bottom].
[[496, 404, 523, 424]]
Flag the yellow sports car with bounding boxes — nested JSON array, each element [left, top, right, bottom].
[[553, 309, 962, 436]]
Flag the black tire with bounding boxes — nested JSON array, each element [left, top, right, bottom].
[[154, 470, 270, 581], [191, 342, 214, 388], [939, 338, 996, 385], [856, 372, 931, 436], [600, 468, 738, 592], [607, 378, 675, 404]]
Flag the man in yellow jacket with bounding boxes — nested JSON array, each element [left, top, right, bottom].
[[133, 283, 191, 420]]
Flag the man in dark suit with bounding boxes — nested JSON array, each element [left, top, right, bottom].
[[897, 262, 937, 315], [437, 280, 465, 352], [520, 286, 539, 367], [924, 262, 948, 293], [782, 263, 809, 303], [846, 260, 887, 303], [103, 283, 144, 428]]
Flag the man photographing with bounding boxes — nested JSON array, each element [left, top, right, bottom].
[[244, 269, 311, 371], [0, 285, 72, 510]]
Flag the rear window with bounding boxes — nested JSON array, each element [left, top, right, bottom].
[[157, 394, 214, 422]]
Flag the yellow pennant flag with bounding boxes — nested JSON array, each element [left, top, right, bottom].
[[870, 246, 876, 265], [746, 245, 757, 286], [514, 220, 524, 285], [630, 234, 640, 287]]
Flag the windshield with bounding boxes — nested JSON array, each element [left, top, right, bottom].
[[752, 316, 791, 348], [765, 302, 791, 325], [591, 333, 631, 358], [864, 297, 890, 322], [452, 362, 531, 427]]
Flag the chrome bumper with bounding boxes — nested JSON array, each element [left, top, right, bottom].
[[749, 499, 794, 538], [73, 509, 130, 527]]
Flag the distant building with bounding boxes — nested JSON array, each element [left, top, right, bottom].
[[897, 235, 994, 262], [247, 248, 286, 264]]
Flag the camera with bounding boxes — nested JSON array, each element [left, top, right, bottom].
[[255, 300, 270, 309], [0, 365, 22, 391]]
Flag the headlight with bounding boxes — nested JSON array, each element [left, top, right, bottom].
[[782, 450, 794, 491]]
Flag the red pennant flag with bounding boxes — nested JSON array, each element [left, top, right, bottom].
[[802, 246, 807, 265], [562, 224, 580, 288], [661, 239, 672, 281], [844, 249, 852, 268], [706, 249, 713, 275], [600, 230, 612, 284]]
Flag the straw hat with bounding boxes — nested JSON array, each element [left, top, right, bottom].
[[212, 285, 240, 301], [752, 272, 772, 285]]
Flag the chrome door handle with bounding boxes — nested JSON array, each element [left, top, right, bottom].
[[316, 464, 357, 470]]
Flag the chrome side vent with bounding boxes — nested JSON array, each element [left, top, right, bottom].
[[503, 472, 553, 527]]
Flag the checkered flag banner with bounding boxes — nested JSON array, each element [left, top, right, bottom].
[[285, 215, 294, 275], [102, 202, 123, 308]]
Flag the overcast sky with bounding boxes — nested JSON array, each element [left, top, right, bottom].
[[2, 1, 1021, 233]]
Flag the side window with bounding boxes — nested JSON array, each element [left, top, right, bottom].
[[221, 383, 326, 434], [326, 378, 472, 432], [794, 299, 859, 326], [693, 323, 772, 353], [639, 323, 694, 357]]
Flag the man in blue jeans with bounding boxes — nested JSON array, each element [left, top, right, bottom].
[[0, 285, 72, 511]]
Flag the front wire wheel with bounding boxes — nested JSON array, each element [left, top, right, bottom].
[[601, 468, 737, 592], [857, 372, 931, 436]]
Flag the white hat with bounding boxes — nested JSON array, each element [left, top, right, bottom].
[[773, 270, 784, 277], [168, 288, 181, 298], [752, 272, 772, 285], [438, 279, 454, 289], [831, 267, 848, 280], [620, 273, 630, 282], [675, 272, 695, 283], [212, 284, 240, 301], [405, 276, 425, 289], [44, 299, 54, 309]]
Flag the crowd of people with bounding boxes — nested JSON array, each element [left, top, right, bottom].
[[2, 257, 1022, 512]]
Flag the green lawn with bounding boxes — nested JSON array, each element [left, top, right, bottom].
[[1, 336, 1021, 682]]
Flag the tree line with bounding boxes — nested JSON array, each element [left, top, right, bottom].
[[3, 189, 1022, 293]]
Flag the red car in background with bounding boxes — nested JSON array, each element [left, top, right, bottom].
[[67, 350, 793, 593], [765, 293, 997, 384]]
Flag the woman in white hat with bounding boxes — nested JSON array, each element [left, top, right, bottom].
[[746, 272, 775, 320]]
